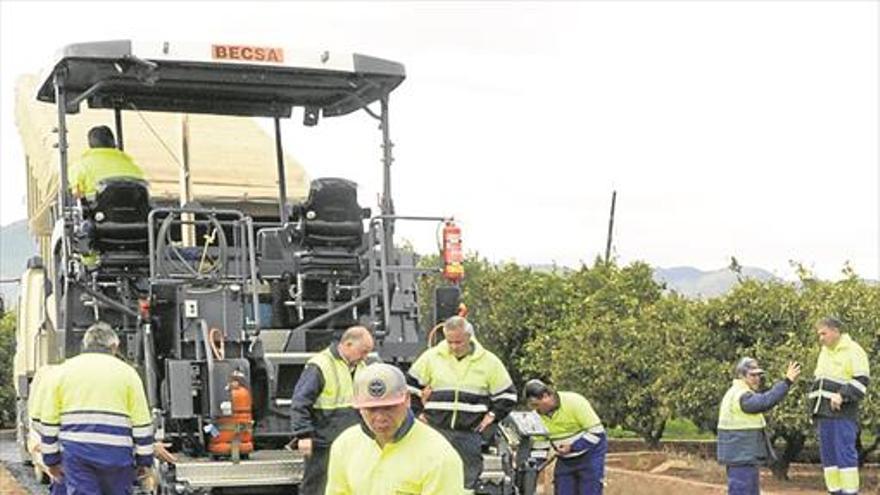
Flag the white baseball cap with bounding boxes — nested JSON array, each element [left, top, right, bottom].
[[352, 363, 409, 409]]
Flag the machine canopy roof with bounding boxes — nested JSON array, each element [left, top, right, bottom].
[[17, 74, 310, 236], [36, 40, 406, 118]]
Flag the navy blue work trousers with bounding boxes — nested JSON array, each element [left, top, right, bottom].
[[726, 465, 760, 495], [553, 433, 607, 495]]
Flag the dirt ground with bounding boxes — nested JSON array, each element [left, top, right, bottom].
[[604, 451, 880, 495], [2, 443, 878, 494], [671, 461, 879, 494], [0, 463, 30, 495]]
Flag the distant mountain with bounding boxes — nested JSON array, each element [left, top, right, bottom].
[[0, 219, 38, 305], [653, 265, 777, 299]]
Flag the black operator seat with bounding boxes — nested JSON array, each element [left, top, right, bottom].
[[257, 178, 371, 278], [87, 178, 151, 253], [293, 178, 370, 275], [297, 177, 370, 248]]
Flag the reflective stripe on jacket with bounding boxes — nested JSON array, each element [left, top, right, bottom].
[[325, 414, 465, 494], [27, 364, 60, 459], [809, 334, 870, 420], [407, 339, 516, 431], [39, 351, 153, 467]]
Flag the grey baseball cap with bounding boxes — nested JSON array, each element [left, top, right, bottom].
[[735, 357, 764, 377], [352, 363, 409, 409]]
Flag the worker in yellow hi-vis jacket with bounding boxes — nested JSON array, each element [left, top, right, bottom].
[[808, 317, 870, 495], [28, 364, 64, 494], [406, 316, 517, 492], [717, 358, 800, 494], [524, 379, 607, 495], [289, 326, 375, 495], [326, 363, 465, 494], [68, 125, 145, 199], [40, 322, 153, 494]]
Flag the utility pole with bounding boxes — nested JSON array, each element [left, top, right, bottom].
[[604, 190, 617, 264]]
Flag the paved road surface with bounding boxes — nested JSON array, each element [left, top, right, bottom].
[[0, 430, 48, 494]]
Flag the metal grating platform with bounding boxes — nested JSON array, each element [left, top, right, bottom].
[[174, 450, 303, 488]]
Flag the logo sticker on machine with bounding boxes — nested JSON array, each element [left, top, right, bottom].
[[211, 45, 285, 63]]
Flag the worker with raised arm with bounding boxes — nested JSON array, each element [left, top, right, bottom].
[[717, 358, 801, 494]]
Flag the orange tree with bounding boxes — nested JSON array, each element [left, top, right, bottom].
[[694, 277, 810, 479], [417, 254, 878, 469], [688, 267, 880, 478], [417, 254, 570, 384], [524, 260, 692, 447], [797, 266, 880, 465]]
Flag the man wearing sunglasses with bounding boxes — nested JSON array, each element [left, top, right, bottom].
[[717, 358, 801, 495]]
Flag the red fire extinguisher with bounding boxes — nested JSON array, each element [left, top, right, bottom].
[[442, 220, 464, 282]]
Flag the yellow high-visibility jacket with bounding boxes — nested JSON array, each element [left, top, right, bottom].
[[290, 345, 366, 446], [407, 339, 516, 431], [534, 391, 604, 459], [39, 350, 153, 467], [27, 364, 60, 457], [716, 378, 785, 466], [325, 415, 465, 494], [718, 379, 767, 431], [69, 148, 145, 198], [809, 333, 870, 419]]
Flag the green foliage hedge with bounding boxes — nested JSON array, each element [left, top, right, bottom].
[[0, 312, 16, 428], [419, 256, 879, 476]]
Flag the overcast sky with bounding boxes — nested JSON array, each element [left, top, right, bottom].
[[1, 1, 877, 280]]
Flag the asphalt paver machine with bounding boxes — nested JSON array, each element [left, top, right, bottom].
[[14, 40, 472, 493]]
